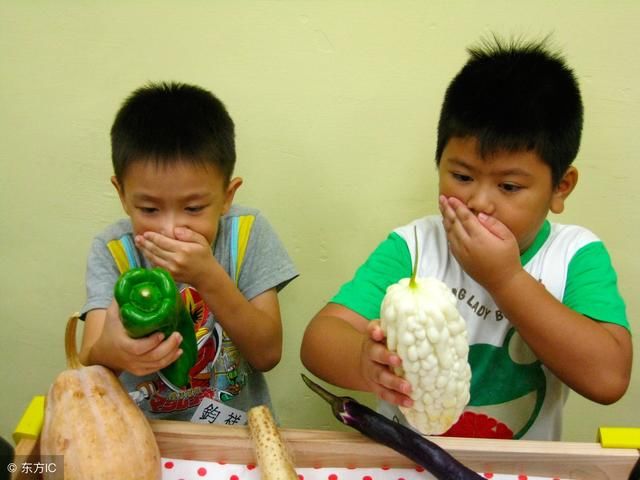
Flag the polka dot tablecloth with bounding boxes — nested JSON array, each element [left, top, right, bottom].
[[161, 458, 566, 480]]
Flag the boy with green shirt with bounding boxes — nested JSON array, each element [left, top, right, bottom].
[[301, 38, 632, 440]]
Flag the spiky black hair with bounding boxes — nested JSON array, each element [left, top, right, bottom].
[[111, 82, 236, 185], [436, 36, 583, 186]]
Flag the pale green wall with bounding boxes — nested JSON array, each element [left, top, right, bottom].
[[1, 1, 638, 445]]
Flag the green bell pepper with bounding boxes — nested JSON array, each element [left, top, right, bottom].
[[114, 267, 198, 389]]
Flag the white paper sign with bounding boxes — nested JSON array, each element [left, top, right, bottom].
[[190, 397, 246, 426]]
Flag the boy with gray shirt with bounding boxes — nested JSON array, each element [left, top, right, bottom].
[[80, 82, 297, 423]]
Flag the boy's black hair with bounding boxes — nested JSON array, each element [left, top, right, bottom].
[[436, 36, 583, 186], [111, 82, 235, 185]]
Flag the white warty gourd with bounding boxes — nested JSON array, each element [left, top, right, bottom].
[[380, 272, 472, 435]]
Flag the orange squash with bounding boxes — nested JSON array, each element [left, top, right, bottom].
[[40, 314, 161, 479]]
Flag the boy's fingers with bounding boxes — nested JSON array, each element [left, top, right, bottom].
[[372, 369, 413, 407], [174, 226, 207, 245], [440, 196, 472, 243], [378, 369, 411, 395], [367, 320, 385, 342], [130, 347, 182, 376], [150, 348, 183, 371], [439, 196, 455, 227], [367, 340, 401, 368], [370, 328, 385, 342], [138, 240, 171, 261], [375, 386, 413, 408], [478, 212, 511, 240], [153, 332, 183, 359], [127, 331, 164, 355], [449, 200, 478, 238], [139, 232, 178, 253], [130, 331, 181, 358]]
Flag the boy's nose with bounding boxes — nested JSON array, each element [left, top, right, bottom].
[[466, 188, 495, 216], [159, 215, 177, 238]]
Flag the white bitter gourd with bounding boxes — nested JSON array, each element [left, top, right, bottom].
[[380, 230, 471, 435]]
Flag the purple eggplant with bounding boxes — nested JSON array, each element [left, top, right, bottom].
[[301, 373, 482, 480]]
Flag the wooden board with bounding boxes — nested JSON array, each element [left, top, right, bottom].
[[14, 420, 639, 479]]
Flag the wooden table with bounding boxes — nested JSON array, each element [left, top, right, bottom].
[[13, 420, 639, 479]]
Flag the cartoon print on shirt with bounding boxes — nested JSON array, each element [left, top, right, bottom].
[[213, 335, 250, 402], [443, 328, 546, 439], [183, 287, 219, 389], [129, 286, 248, 413]]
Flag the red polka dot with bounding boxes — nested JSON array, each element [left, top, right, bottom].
[[197, 467, 207, 476], [415, 465, 425, 472], [230, 476, 239, 480], [381, 465, 390, 470], [246, 464, 256, 470], [328, 474, 338, 480], [483, 474, 494, 479], [164, 461, 174, 469], [298, 475, 304, 480], [518, 476, 528, 480], [363, 476, 373, 480]]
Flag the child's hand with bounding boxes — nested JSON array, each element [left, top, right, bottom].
[[360, 320, 414, 408], [134, 227, 215, 288], [439, 195, 522, 293], [95, 301, 183, 376]]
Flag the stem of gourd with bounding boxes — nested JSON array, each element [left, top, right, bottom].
[[65, 313, 83, 369], [409, 225, 419, 289]]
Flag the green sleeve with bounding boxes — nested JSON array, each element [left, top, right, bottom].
[[563, 241, 629, 330], [331, 232, 412, 320]]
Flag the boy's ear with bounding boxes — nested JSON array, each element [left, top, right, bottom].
[[550, 166, 578, 214], [222, 177, 243, 214], [111, 176, 130, 215]]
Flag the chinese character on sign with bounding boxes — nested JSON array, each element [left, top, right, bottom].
[[199, 404, 222, 424], [225, 412, 242, 425]]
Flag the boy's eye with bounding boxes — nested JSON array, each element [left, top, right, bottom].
[[185, 205, 205, 213], [500, 183, 522, 193], [138, 206, 158, 214], [452, 172, 472, 182]]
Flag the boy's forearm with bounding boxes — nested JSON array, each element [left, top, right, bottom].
[[193, 260, 283, 372], [489, 270, 632, 403], [300, 314, 371, 392], [79, 309, 106, 366], [84, 339, 124, 376]]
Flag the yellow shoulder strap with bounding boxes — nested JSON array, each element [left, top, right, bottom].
[[107, 234, 141, 274], [231, 215, 255, 285]]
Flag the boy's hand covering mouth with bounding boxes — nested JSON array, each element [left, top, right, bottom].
[[439, 195, 521, 293], [134, 227, 215, 287]]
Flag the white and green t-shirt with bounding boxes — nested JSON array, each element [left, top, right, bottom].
[[332, 215, 628, 441]]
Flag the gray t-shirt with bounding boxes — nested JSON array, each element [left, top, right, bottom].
[[81, 204, 298, 421]]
